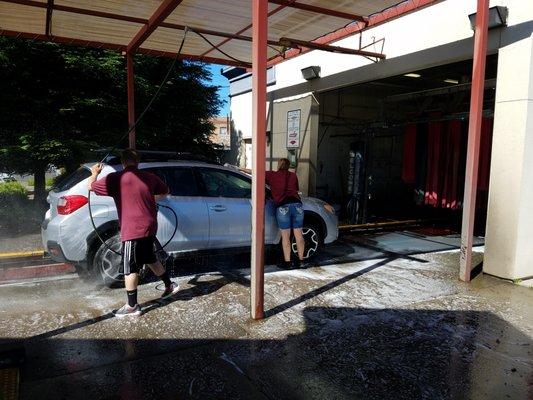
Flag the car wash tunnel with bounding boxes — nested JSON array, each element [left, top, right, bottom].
[[0, 0, 532, 399]]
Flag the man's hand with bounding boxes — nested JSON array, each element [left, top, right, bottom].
[[91, 163, 103, 176], [155, 193, 169, 201], [88, 163, 103, 191]]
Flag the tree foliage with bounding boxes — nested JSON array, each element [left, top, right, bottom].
[[0, 36, 222, 199]]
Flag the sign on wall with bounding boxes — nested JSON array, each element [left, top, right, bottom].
[[286, 109, 301, 149]]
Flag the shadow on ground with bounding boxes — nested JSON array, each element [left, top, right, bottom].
[[11, 306, 532, 400], [155, 230, 484, 280]]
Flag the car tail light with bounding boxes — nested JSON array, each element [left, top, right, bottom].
[[57, 195, 88, 215]]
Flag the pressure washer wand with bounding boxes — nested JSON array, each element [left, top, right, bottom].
[[88, 28, 189, 256]]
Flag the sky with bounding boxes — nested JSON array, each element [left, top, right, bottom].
[[207, 64, 230, 116]]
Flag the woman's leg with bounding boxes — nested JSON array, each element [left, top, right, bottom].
[[291, 203, 305, 261], [293, 228, 305, 260], [280, 229, 292, 262]]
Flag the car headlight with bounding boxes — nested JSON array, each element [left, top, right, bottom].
[[323, 203, 335, 214]]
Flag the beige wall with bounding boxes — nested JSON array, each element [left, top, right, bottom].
[[266, 94, 319, 196], [484, 28, 533, 280]]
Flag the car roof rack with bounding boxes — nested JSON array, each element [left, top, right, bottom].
[[94, 149, 220, 165]]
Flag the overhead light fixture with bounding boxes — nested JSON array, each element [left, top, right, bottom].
[[404, 73, 421, 78], [444, 79, 459, 84], [301, 66, 321, 80], [469, 6, 508, 31]]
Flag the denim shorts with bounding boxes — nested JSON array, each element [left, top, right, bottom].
[[276, 202, 304, 230]]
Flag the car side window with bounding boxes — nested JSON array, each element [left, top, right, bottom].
[[197, 168, 251, 199], [145, 167, 199, 196]]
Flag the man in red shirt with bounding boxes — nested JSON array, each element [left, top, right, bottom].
[[89, 149, 179, 317]]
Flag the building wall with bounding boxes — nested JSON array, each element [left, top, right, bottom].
[[229, 0, 519, 145], [266, 94, 319, 196], [484, 7, 533, 280], [209, 116, 230, 150]]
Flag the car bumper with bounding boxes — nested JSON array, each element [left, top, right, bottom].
[[41, 215, 88, 264], [323, 212, 339, 244]]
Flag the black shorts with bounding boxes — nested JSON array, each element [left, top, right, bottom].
[[122, 236, 157, 275]]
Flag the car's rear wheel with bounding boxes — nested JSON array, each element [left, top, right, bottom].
[[93, 232, 124, 288], [291, 222, 323, 259]]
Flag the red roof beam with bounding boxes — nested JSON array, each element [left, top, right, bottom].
[[45, 0, 53, 37], [162, 23, 281, 47], [0, 0, 147, 24], [0, 29, 250, 68], [199, 0, 298, 58], [278, 37, 385, 59], [126, 0, 184, 53], [269, 0, 368, 23]]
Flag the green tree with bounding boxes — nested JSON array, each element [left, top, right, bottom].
[[0, 37, 222, 200]]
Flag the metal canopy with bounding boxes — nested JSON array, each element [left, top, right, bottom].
[[0, 0, 414, 67]]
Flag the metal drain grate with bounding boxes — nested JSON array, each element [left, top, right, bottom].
[[0, 368, 19, 400]]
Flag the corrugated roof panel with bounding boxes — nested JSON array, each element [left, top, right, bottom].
[[0, 0, 413, 66], [165, 0, 252, 33], [0, 3, 46, 35], [142, 27, 215, 55], [55, 0, 161, 20], [297, 0, 408, 17], [52, 11, 143, 46]]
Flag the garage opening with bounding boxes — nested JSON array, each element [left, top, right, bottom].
[[317, 55, 498, 236]]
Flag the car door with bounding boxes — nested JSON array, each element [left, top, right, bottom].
[[195, 167, 253, 249], [145, 167, 209, 253], [264, 190, 279, 244]]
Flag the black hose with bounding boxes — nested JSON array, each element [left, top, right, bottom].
[[87, 28, 189, 256], [157, 203, 179, 249], [87, 191, 178, 256]]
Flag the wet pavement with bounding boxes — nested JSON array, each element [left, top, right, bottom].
[[0, 232, 531, 399]]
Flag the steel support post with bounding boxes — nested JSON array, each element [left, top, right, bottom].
[[459, 0, 489, 282], [126, 52, 136, 149], [250, 0, 268, 320]]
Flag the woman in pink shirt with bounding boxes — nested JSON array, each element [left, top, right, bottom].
[[243, 158, 305, 268]]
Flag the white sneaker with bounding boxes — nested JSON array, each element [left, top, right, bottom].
[[114, 304, 142, 318], [161, 281, 180, 298]]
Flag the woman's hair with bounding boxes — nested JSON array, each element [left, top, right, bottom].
[[121, 148, 141, 166], [277, 158, 290, 171]]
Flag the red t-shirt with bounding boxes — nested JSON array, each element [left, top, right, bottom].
[[91, 166, 169, 242], [265, 170, 301, 206]]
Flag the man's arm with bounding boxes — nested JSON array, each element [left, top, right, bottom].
[[87, 163, 103, 191], [152, 174, 170, 201]]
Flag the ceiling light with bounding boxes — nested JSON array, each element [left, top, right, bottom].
[[404, 73, 421, 78], [301, 66, 321, 80], [444, 79, 459, 84], [469, 6, 508, 31]]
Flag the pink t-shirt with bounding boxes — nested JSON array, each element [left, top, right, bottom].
[[91, 167, 168, 242], [266, 170, 300, 206]]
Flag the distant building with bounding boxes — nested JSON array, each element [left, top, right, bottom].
[[210, 116, 231, 151]]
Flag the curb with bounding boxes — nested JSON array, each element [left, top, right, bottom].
[[0, 250, 44, 260], [0, 263, 75, 283]]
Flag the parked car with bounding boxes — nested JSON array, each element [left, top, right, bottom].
[[0, 174, 16, 183], [42, 158, 338, 286]]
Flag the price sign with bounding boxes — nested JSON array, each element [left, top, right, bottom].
[[286, 109, 301, 149]]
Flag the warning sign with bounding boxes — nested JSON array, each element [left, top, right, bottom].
[[286, 109, 301, 149]]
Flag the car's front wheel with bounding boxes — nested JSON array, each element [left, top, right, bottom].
[[291, 222, 324, 259], [93, 232, 124, 288]]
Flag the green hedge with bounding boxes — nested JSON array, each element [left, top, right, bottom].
[[25, 177, 56, 187], [0, 182, 44, 234], [0, 181, 28, 200]]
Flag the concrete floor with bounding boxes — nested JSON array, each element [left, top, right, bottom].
[[0, 233, 531, 399]]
